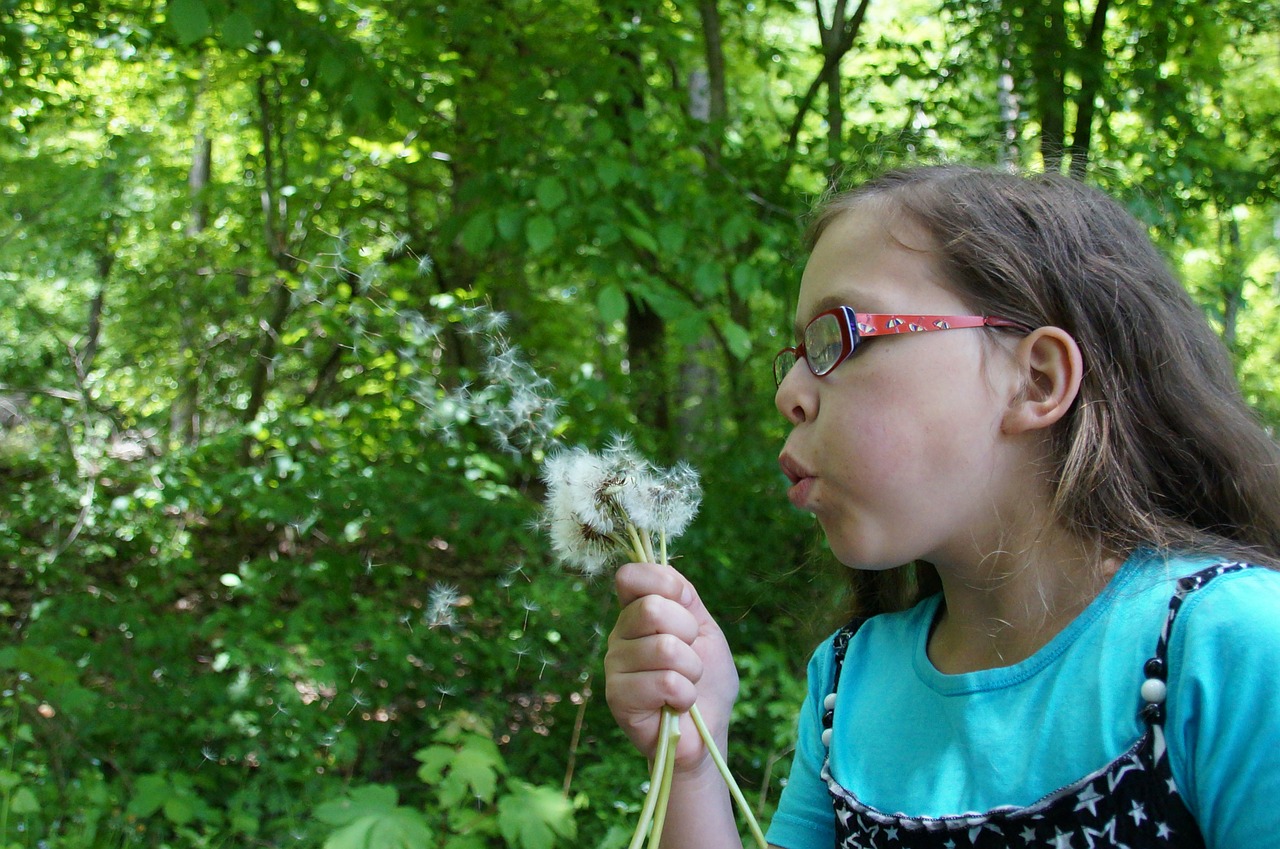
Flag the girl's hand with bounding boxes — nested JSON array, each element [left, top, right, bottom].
[[605, 561, 740, 773]]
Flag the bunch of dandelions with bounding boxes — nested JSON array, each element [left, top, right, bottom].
[[540, 438, 766, 849]]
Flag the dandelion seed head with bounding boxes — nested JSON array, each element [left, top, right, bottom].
[[622, 461, 702, 538], [547, 512, 616, 577]]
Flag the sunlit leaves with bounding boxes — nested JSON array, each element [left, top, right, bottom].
[[167, 0, 212, 45]]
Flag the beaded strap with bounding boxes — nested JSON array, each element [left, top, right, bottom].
[[1138, 561, 1253, 726]]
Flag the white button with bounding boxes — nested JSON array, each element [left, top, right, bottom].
[[821, 728, 833, 747], [1140, 678, 1167, 704], [823, 693, 837, 710]]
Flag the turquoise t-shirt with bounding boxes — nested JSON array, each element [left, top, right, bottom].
[[765, 552, 1280, 849]]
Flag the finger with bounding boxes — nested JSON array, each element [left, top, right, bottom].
[[615, 561, 693, 608], [606, 630, 705, 683], [610, 593, 700, 645], [606, 668, 700, 717]]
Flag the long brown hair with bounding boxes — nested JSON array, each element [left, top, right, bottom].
[[809, 165, 1280, 616]]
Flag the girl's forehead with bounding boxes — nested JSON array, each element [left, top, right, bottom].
[[796, 207, 950, 315]]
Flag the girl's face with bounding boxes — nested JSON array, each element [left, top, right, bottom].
[[775, 203, 1025, 572]]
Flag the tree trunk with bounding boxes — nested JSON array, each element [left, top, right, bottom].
[[1028, 0, 1068, 170], [241, 71, 299, 440], [780, 0, 870, 181], [1067, 0, 1112, 180], [601, 2, 672, 443]]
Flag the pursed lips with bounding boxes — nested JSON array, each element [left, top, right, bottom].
[[779, 452, 816, 508]]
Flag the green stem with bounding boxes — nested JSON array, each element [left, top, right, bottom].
[[626, 523, 650, 564], [639, 527, 656, 564], [689, 705, 768, 849], [627, 707, 677, 849], [647, 710, 681, 849]]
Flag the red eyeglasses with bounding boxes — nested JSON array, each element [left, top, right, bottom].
[[773, 307, 1032, 386]]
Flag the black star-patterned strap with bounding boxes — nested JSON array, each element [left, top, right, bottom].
[[1139, 562, 1252, 725], [818, 561, 1258, 848], [823, 617, 866, 733]]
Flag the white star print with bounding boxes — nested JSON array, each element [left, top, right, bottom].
[[1074, 786, 1104, 817]]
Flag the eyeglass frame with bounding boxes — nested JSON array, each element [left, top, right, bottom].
[[773, 306, 1033, 386]]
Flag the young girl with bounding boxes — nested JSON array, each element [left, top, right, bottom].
[[604, 166, 1280, 849]]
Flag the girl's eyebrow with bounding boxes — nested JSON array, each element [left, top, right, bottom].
[[793, 293, 890, 338]]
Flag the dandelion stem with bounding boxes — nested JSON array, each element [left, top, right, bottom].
[[689, 704, 769, 849], [627, 707, 677, 849], [647, 709, 681, 849], [640, 527, 657, 564], [626, 523, 649, 564], [659, 531, 668, 566]]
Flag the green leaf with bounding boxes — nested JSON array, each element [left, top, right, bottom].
[[595, 824, 631, 849], [496, 781, 576, 849], [460, 212, 495, 254], [9, 786, 39, 815], [219, 12, 256, 48], [535, 177, 567, 211], [324, 815, 376, 849], [731, 263, 761, 299], [323, 808, 432, 849], [443, 834, 490, 849], [596, 284, 627, 324], [414, 745, 453, 784], [445, 742, 502, 805], [496, 206, 525, 241], [721, 320, 752, 361], [318, 51, 348, 87], [657, 222, 686, 254], [168, 0, 212, 44], [596, 159, 626, 189], [315, 785, 399, 826], [623, 225, 658, 254], [526, 215, 556, 253], [163, 794, 196, 826], [693, 261, 722, 297], [126, 773, 172, 818], [368, 809, 433, 849]]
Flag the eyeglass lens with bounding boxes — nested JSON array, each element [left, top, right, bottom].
[[772, 349, 797, 386], [805, 312, 847, 375]]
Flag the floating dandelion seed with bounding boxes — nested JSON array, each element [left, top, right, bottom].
[[537, 652, 557, 680], [520, 598, 540, 631], [350, 658, 369, 682], [427, 583, 463, 629], [511, 644, 531, 671]]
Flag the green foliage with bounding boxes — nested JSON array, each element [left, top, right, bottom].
[[314, 714, 576, 849], [0, 0, 1276, 846]]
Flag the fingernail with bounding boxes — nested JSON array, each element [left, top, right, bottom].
[[680, 584, 693, 606]]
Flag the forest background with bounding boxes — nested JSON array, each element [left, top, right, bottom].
[[1, 0, 1277, 846]]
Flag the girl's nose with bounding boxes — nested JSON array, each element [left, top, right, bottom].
[[774, 364, 814, 424]]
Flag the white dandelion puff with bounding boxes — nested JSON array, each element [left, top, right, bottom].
[[540, 438, 701, 577]]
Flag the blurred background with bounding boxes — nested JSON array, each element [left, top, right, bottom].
[[0, 0, 1277, 845]]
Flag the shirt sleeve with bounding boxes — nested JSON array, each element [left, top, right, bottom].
[[1166, 566, 1280, 848], [765, 636, 838, 849]]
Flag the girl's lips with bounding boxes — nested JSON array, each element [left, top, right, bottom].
[[786, 476, 815, 508], [779, 453, 816, 508]]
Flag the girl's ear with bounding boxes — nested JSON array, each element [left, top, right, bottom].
[[1002, 326, 1083, 435]]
